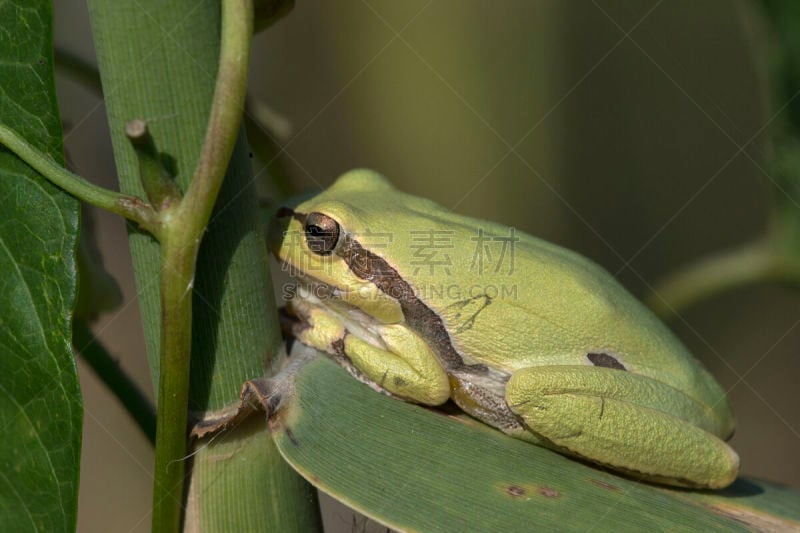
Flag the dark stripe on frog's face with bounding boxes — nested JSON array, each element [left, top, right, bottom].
[[278, 208, 471, 373]]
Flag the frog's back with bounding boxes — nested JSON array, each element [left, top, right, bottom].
[[317, 171, 730, 414], [423, 222, 728, 413], [366, 202, 730, 415]]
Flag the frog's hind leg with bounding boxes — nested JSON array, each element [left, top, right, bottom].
[[505, 365, 739, 489]]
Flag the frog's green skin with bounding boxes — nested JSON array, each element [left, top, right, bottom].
[[271, 169, 739, 489]]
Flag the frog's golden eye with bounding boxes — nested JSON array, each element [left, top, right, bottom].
[[304, 212, 340, 255]]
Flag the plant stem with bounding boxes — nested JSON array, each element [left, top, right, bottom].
[[0, 124, 159, 233], [151, 230, 198, 533], [176, 0, 253, 235], [73, 321, 157, 444], [150, 1, 254, 532], [646, 240, 800, 317]]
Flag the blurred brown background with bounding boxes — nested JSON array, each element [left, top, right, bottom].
[[54, 1, 798, 531]]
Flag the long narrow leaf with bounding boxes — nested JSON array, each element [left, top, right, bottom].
[[273, 351, 800, 531], [86, 0, 319, 529]]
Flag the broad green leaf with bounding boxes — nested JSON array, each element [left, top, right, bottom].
[[0, 1, 81, 531], [273, 352, 800, 532]]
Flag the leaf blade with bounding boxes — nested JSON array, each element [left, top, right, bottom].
[[274, 352, 800, 532], [0, 1, 81, 531]]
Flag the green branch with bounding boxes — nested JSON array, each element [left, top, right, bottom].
[[73, 321, 157, 444], [647, 240, 800, 317], [0, 125, 159, 233], [176, 0, 253, 234], [150, 1, 254, 532]]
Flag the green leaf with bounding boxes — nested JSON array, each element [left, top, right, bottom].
[[0, 1, 81, 531], [274, 352, 800, 532]]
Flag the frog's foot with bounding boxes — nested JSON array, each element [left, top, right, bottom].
[[506, 365, 739, 489], [342, 326, 450, 406], [283, 299, 346, 353], [285, 300, 450, 406]]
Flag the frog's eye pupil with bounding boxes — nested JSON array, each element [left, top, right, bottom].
[[304, 212, 340, 255]]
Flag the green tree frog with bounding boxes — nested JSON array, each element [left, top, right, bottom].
[[270, 169, 739, 489]]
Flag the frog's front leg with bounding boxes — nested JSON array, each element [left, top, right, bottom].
[[506, 366, 739, 489], [286, 300, 450, 406]]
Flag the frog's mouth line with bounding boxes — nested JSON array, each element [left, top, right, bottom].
[[276, 207, 483, 377]]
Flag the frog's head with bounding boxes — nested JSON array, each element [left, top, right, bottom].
[[270, 169, 425, 324]]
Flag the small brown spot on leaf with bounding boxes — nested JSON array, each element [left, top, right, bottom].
[[506, 485, 526, 498], [499, 482, 560, 500], [590, 479, 621, 491], [539, 486, 560, 498], [393, 376, 407, 387]]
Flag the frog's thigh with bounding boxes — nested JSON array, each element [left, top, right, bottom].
[[344, 325, 450, 406], [506, 366, 739, 489]]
